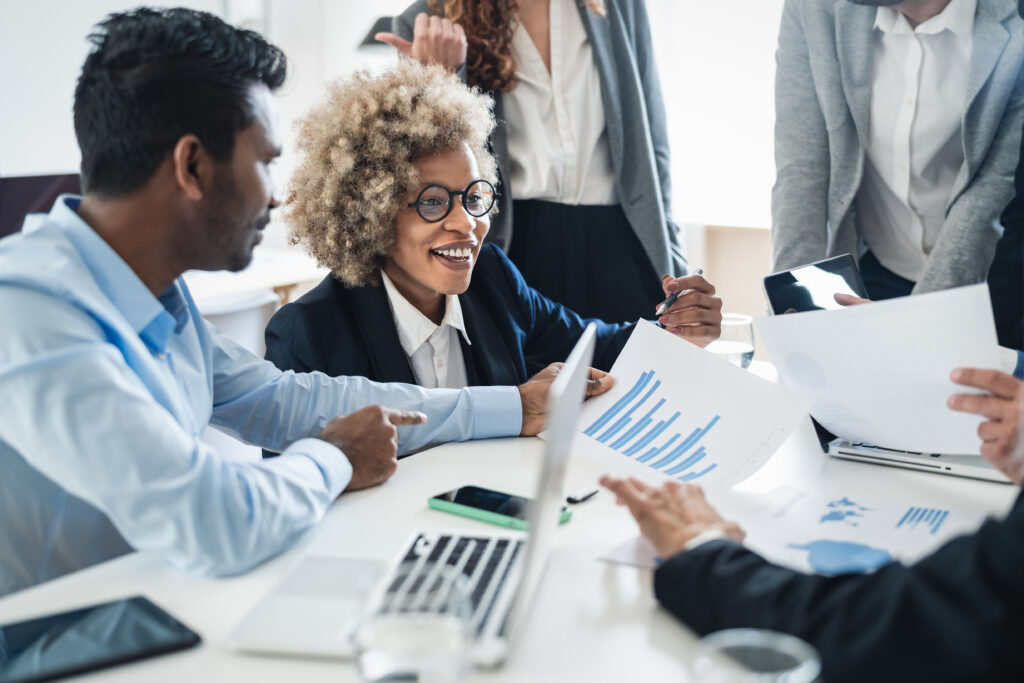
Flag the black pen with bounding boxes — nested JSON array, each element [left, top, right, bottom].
[[655, 268, 703, 317], [566, 488, 598, 505]]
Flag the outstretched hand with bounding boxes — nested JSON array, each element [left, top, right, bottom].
[[600, 475, 745, 558], [376, 12, 467, 71], [518, 362, 614, 436], [319, 405, 427, 492], [948, 368, 1023, 485]]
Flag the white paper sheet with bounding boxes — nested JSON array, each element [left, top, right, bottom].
[[572, 322, 810, 490], [755, 284, 1000, 455], [737, 486, 988, 575], [597, 485, 989, 575]]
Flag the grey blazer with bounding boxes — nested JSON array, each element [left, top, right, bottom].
[[772, 0, 1024, 293], [394, 0, 687, 278]]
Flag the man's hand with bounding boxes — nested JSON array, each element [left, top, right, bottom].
[[517, 363, 614, 436], [375, 13, 467, 71], [600, 475, 745, 558], [657, 273, 723, 348], [318, 406, 427, 492], [948, 368, 1023, 485]]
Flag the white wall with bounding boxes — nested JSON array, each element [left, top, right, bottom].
[[647, 0, 784, 231]]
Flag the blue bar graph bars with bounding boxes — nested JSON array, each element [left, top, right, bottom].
[[895, 506, 949, 535], [583, 370, 721, 482]]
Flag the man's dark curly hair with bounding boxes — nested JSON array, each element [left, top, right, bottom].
[[73, 7, 287, 197]]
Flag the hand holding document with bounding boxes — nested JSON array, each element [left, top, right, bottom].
[[755, 284, 1000, 455], [571, 321, 810, 491]]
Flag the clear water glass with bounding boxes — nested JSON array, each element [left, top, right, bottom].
[[355, 563, 472, 683], [691, 628, 821, 682], [706, 313, 755, 369]]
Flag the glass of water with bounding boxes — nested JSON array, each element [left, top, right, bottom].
[[691, 628, 821, 682], [355, 563, 472, 683], [706, 313, 755, 369]]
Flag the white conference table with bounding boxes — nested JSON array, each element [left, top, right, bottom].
[[0, 416, 1018, 681]]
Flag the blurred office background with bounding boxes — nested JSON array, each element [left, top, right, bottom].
[[1, 0, 783, 316]]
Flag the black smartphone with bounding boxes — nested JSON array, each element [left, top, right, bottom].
[[0, 596, 201, 683], [763, 254, 868, 315], [429, 485, 571, 530]]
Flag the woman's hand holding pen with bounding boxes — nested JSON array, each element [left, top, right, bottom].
[[656, 273, 722, 348]]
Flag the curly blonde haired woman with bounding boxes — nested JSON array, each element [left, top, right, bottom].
[[265, 61, 720, 394], [376, 0, 686, 324]]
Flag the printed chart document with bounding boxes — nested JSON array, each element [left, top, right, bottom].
[[598, 485, 990, 574], [573, 322, 810, 491], [737, 486, 989, 575], [755, 284, 1000, 455]]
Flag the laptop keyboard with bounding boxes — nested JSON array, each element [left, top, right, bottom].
[[384, 534, 525, 636]]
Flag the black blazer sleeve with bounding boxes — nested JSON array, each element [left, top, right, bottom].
[[653, 493, 1024, 683], [481, 245, 635, 372]]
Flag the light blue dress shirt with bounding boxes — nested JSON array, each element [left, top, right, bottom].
[[0, 196, 522, 597]]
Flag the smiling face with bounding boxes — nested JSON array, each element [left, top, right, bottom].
[[384, 143, 491, 322]]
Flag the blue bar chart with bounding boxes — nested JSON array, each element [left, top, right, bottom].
[[582, 369, 721, 482], [894, 506, 949, 535]]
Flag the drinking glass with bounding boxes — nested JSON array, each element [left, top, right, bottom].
[[355, 563, 472, 683], [706, 313, 755, 369], [691, 628, 821, 682]]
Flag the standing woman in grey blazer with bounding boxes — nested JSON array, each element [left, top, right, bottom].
[[378, 0, 689, 323]]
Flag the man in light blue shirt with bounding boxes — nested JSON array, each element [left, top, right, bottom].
[[0, 8, 610, 597]]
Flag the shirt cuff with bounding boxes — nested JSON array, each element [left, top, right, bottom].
[[466, 386, 523, 439], [998, 346, 1020, 377], [683, 528, 733, 552], [280, 437, 353, 496]]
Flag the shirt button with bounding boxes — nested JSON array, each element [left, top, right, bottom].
[[436, 358, 444, 368], [906, 98, 914, 106]]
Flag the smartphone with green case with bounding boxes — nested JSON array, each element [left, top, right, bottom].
[[428, 485, 571, 531]]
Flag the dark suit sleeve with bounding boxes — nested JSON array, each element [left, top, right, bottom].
[[655, 496, 1024, 683], [486, 246, 633, 372]]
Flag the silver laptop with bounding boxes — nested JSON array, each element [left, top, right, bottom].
[[230, 323, 598, 666], [824, 437, 1010, 483]]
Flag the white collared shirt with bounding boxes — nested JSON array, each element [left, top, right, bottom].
[[504, 0, 617, 205], [856, 0, 975, 282], [380, 270, 471, 389]]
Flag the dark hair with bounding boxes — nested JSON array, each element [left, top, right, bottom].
[[73, 7, 287, 197]]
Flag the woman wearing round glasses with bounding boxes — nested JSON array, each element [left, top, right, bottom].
[[265, 61, 720, 395]]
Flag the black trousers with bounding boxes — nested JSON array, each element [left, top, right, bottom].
[[507, 200, 663, 323]]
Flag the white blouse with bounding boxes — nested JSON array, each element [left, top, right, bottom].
[[380, 271, 471, 389], [856, 0, 975, 282], [504, 0, 617, 206]]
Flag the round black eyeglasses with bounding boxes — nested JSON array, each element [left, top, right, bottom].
[[407, 180, 499, 223]]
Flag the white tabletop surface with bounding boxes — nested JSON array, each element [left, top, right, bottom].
[[1, 406, 1018, 682]]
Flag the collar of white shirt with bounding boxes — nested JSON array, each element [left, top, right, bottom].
[[379, 270, 472, 356], [874, 0, 976, 39]]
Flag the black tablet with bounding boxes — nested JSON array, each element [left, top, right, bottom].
[[763, 254, 868, 315], [0, 596, 200, 682]]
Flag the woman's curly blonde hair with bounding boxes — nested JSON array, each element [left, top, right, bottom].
[[285, 60, 497, 287]]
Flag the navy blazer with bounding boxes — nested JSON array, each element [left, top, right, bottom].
[[264, 245, 636, 388]]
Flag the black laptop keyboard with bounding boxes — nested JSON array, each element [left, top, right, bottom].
[[385, 534, 525, 635]]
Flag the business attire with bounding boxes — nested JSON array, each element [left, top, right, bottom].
[[655, 490, 1024, 682], [393, 0, 686, 323], [0, 196, 521, 597], [990, 104, 1024, 350], [772, 0, 1024, 344], [264, 244, 634, 395]]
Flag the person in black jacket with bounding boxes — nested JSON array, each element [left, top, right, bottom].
[[601, 367, 1024, 683], [265, 60, 721, 397]]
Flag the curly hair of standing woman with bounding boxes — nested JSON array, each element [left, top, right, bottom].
[[427, 0, 606, 93]]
